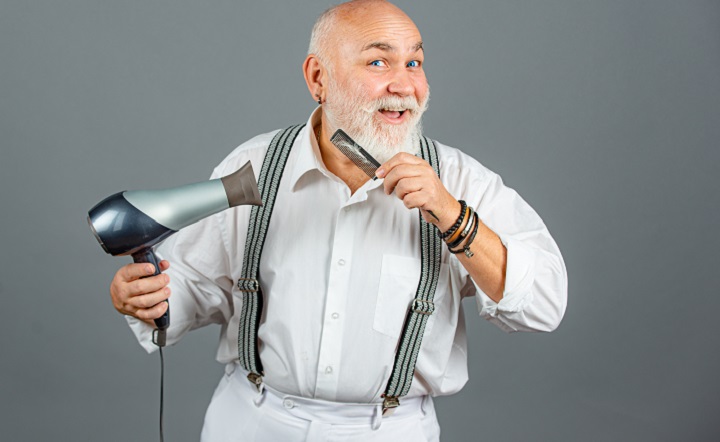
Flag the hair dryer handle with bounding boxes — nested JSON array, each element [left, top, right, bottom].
[[132, 248, 169, 347]]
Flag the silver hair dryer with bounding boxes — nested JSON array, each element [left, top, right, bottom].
[[87, 161, 262, 346]]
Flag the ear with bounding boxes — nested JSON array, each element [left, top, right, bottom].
[[303, 55, 326, 102]]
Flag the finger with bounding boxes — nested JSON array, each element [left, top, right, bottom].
[[125, 273, 170, 300], [376, 153, 426, 178], [382, 164, 426, 195], [116, 285, 170, 318], [128, 286, 171, 310], [118, 262, 158, 283], [400, 191, 429, 211], [111, 271, 169, 314], [158, 260, 170, 272], [394, 176, 426, 200], [395, 180, 447, 225], [134, 298, 170, 321]]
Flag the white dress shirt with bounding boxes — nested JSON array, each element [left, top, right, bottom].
[[127, 108, 568, 403]]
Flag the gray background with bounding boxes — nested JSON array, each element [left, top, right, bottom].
[[1, 0, 718, 440]]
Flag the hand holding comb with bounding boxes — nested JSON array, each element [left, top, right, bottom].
[[329, 129, 440, 222]]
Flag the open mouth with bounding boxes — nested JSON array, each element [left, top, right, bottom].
[[378, 108, 407, 122]]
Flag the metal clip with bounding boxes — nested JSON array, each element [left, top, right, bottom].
[[237, 278, 260, 292], [412, 299, 435, 316], [382, 396, 400, 417], [247, 372, 263, 391]]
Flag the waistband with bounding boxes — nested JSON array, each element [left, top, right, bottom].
[[228, 363, 431, 429]]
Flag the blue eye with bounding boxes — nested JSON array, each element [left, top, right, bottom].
[[407, 60, 420, 68], [370, 60, 384, 67]]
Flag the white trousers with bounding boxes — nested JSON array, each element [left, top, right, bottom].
[[200, 363, 441, 441]]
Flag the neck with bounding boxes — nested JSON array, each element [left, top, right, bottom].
[[317, 113, 371, 195]]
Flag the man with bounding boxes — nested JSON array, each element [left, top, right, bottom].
[[110, 1, 567, 440]]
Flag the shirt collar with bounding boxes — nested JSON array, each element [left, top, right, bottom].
[[289, 107, 327, 192], [288, 107, 385, 199]]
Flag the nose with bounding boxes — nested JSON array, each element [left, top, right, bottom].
[[387, 67, 414, 97]]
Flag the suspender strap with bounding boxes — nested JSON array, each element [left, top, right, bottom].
[[236, 127, 442, 401], [382, 136, 442, 416], [237, 124, 305, 387]]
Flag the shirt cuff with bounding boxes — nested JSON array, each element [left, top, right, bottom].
[[478, 234, 537, 317], [125, 316, 158, 354]]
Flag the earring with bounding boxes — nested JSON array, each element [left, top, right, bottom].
[[316, 94, 322, 105]]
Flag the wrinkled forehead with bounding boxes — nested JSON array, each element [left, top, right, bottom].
[[329, 5, 423, 58]]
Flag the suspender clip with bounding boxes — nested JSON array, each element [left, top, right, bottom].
[[382, 396, 400, 417], [412, 299, 435, 315], [238, 278, 260, 292], [247, 372, 263, 391]]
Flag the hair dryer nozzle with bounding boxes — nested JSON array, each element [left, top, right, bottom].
[[221, 161, 263, 207]]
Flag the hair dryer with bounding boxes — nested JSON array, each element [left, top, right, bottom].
[[87, 160, 262, 346]]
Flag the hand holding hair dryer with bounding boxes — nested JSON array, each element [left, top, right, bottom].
[[87, 161, 263, 346]]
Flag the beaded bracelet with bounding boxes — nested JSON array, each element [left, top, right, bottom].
[[438, 200, 467, 239], [447, 206, 475, 249], [450, 212, 480, 258]]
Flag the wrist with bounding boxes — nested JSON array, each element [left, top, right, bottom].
[[435, 199, 463, 232], [437, 200, 465, 237]]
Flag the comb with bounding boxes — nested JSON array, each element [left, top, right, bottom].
[[330, 129, 381, 180], [329, 129, 439, 222]]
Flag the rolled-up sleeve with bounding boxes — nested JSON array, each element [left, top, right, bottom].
[[447, 151, 568, 333]]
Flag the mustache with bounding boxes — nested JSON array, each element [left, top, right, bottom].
[[360, 95, 426, 114]]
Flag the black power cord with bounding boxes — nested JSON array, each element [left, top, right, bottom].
[[152, 329, 166, 442], [159, 345, 165, 442]]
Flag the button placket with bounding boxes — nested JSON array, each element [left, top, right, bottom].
[[313, 207, 354, 398]]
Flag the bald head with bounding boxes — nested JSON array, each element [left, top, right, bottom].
[[308, 0, 421, 70]]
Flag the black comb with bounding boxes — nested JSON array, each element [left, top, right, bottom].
[[330, 129, 381, 180], [329, 128, 439, 222]]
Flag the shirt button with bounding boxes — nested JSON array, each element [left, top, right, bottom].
[[338, 259, 346, 266], [283, 399, 294, 409], [325, 366, 333, 374], [331, 312, 340, 319]]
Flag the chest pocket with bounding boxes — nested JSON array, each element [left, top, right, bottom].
[[373, 254, 448, 339]]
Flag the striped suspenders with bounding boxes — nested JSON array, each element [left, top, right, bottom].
[[380, 135, 443, 416], [236, 124, 305, 384], [236, 126, 442, 414]]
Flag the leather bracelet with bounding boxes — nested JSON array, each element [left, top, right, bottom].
[[438, 200, 467, 239], [450, 212, 480, 258], [447, 208, 475, 250], [461, 213, 481, 258], [444, 205, 469, 245], [447, 206, 475, 249]]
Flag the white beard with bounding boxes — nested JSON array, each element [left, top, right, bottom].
[[323, 77, 429, 164]]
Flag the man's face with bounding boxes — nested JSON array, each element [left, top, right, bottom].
[[322, 6, 429, 163]]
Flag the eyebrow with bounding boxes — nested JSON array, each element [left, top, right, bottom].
[[361, 41, 424, 53]]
